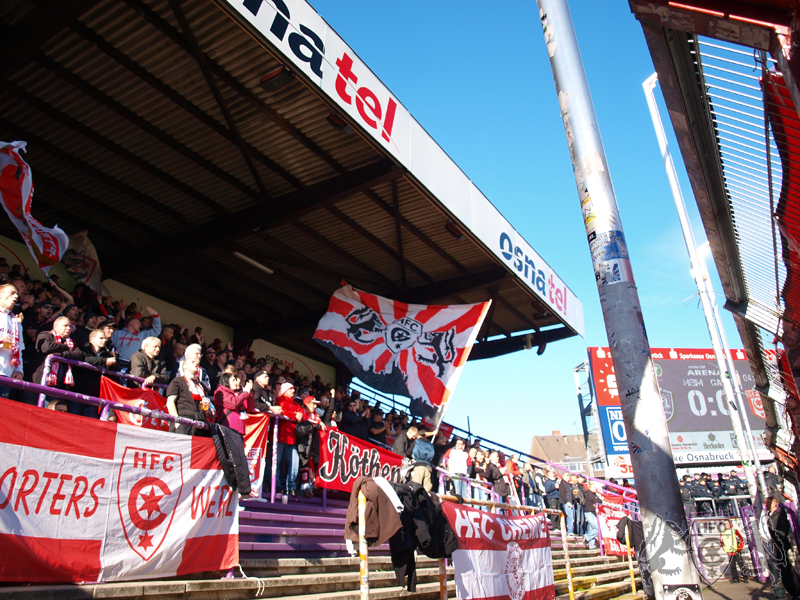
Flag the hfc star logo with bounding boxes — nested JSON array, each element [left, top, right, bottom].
[[118, 448, 183, 561]]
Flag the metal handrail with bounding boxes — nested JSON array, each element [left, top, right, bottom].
[[37, 354, 168, 407], [350, 380, 638, 502], [0, 374, 208, 430]]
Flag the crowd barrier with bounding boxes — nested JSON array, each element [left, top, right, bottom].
[[25, 358, 639, 515], [0, 372, 207, 430]]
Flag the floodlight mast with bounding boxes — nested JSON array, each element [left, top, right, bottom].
[[535, 1, 702, 598], [643, 73, 769, 579]]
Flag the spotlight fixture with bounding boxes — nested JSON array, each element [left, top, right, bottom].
[[259, 67, 293, 92], [445, 221, 466, 242], [327, 112, 353, 135], [234, 251, 274, 275]]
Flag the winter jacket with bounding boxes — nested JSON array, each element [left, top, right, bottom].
[[129, 349, 169, 384], [277, 395, 303, 445], [545, 478, 559, 500], [484, 463, 509, 497], [213, 386, 254, 435], [31, 330, 84, 386], [344, 476, 402, 547]]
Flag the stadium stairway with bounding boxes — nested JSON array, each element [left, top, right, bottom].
[[0, 493, 642, 600]]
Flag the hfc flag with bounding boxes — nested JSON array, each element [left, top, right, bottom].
[[0, 142, 69, 274], [313, 284, 490, 426]]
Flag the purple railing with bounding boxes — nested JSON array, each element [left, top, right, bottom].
[[37, 354, 168, 408], [435, 466, 498, 504], [0, 373, 208, 430]]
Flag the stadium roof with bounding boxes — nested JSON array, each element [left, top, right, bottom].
[[0, 0, 583, 368], [630, 0, 798, 456]]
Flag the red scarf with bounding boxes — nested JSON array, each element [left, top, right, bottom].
[[184, 375, 205, 401], [48, 334, 75, 387]]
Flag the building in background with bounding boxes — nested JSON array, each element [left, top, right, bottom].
[[529, 431, 596, 476]]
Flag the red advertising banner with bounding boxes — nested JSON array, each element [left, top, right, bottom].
[[441, 501, 555, 600], [597, 503, 630, 556], [316, 428, 403, 492], [101, 376, 169, 431]]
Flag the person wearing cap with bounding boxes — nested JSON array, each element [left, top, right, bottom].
[[368, 408, 389, 446], [252, 369, 282, 415], [63, 304, 79, 329], [70, 311, 98, 348], [339, 397, 370, 440], [276, 382, 304, 495]]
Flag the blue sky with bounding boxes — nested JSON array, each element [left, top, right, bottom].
[[308, 0, 743, 454]]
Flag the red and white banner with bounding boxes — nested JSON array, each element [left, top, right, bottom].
[[244, 414, 270, 497], [597, 503, 630, 556], [0, 142, 69, 274], [102, 377, 271, 499], [0, 398, 238, 583], [101, 377, 170, 431], [316, 428, 403, 493], [61, 230, 103, 293], [441, 502, 555, 600], [314, 284, 490, 426]]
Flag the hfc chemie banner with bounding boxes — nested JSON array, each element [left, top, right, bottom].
[[0, 398, 238, 582], [441, 502, 555, 600], [316, 428, 403, 493], [101, 377, 271, 497], [597, 503, 630, 557]]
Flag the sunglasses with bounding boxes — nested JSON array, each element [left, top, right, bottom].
[[42, 305, 53, 310]]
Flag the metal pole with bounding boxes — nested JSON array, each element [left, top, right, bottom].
[[643, 73, 770, 580], [536, 1, 701, 597], [625, 523, 638, 594], [438, 558, 448, 600], [270, 417, 279, 504], [560, 513, 575, 600], [358, 490, 369, 600]]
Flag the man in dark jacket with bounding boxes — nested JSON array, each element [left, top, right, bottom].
[[393, 426, 419, 458], [583, 482, 600, 549], [339, 398, 370, 440], [252, 369, 282, 415], [130, 337, 169, 388], [544, 470, 560, 528], [72, 329, 117, 413], [559, 472, 575, 534]]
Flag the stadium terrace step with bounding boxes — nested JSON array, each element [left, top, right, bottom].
[[240, 555, 444, 577], [555, 577, 642, 600], [554, 567, 641, 595], [0, 575, 457, 600]]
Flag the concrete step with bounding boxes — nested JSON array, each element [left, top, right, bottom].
[[0, 577, 457, 600], [554, 562, 637, 582], [554, 567, 640, 595], [240, 555, 444, 577], [556, 576, 642, 600]]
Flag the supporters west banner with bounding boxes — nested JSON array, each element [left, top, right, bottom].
[[0, 142, 69, 274], [597, 503, 630, 556], [441, 502, 555, 600], [316, 428, 403, 493], [61, 230, 103, 293], [314, 284, 490, 425], [0, 399, 237, 582], [101, 377, 271, 498]]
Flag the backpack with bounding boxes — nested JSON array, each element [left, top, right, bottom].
[[211, 423, 252, 497], [412, 439, 435, 465]]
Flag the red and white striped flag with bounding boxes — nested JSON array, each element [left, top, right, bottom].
[[0, 399, 238, 583], [442, 502, 555, 600], [0, 142, 69, 274], [314, 284, 490, 426]]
